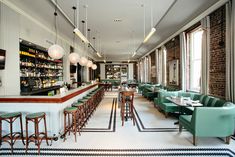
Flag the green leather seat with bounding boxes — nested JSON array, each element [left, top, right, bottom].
[[26, 112, 45, 119], [179, 103, 235, 145], [0, 112, 21, 119], [154, 90, 180, 117], [64, 107, 77, 112], [72, 101, 83, 107]]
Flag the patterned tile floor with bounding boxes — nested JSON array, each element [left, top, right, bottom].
[[1, 91, 235, 156]]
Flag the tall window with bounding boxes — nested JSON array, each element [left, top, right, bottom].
[[187, 28, 203, 92]]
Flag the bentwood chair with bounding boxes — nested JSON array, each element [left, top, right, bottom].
[[120, 91, 135, 126]]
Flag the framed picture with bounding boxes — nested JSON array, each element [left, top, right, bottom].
[[169, 60, 179, 85]]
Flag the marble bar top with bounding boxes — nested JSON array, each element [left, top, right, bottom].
[[0, 83, 98, 103]]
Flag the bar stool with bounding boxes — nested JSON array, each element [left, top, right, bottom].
[[25, 112, 49, 154], [63, 107, 78, 142], [121, 91, 135, 126], [0, 112, 25, 154], [72, 101, 85, 131]]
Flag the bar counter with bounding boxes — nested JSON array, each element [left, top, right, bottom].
[[0, 83, 98, 137]]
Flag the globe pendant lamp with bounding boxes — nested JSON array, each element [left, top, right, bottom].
[[79, 56, 88, 66], [92, 64, 97, 70], [86, 60, 93, 67], [69, 52, 80, 64], [48, 44, 64, 59], [48, 2, 64, 60]]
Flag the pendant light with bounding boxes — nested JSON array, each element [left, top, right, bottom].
[[79, 56, 88, 66], [48, 0, 64, 59], [91, 64, 97, 70], [78, 17, 88, 66], [86, 28, 93, 67], [143, 0, 156, 43], [69, 6, 80, 64], [87, 60, 93, 67]]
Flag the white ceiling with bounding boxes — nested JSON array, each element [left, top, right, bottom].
[[8, 0, 220, 61]]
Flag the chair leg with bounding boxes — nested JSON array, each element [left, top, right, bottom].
[[179, 124, 182, 132], [225, 136, 231, 144], [165, 112, 168, 118], [193, 135, 197, 146]]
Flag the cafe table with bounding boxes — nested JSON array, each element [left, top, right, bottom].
[[166, 97, 203, 124]]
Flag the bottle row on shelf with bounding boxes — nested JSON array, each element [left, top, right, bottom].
[[21, 77, 61, 90], [20, 61, 63, 70], [20, 51, 62, 63], [20, 68, 63, 77]]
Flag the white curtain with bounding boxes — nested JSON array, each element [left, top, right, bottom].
[[155, 49, 159, 83], [158, 48, 163, 84], [146, 56, 150, 82], [180, 32, 187, 91], [162, 46, 167, 86], [200, 16, 210, 94], [144, 57, 147, 82], [148, 55, 152, 82], [140, 59, 144, 83], [225, 1, 235, 102]]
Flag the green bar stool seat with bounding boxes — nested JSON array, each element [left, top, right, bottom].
[[25, 112, 49, 155], [0, 112, 25, 154]]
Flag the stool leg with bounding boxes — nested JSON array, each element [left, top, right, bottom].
[[63, 112, 66, 142], [35, 119, 40, 155], [43, 115, 49, 146], [25, 119, 29, 153], [9, 118, 13, 154], [19, 115, 25, 145], [68, 113, 71, 135], [73, 113, 77, 142], [0, 119, 2, 146]]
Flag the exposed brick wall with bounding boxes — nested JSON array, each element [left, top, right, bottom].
[[165, 35, 181, 89], [209, 6, 226, 99]]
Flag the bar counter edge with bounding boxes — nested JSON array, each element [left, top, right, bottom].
[[0, 83, 99, 137]]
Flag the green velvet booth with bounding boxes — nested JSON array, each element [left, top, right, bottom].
[[142, 84, 162, 101], [154, 91, 200, 117], [179, 103, 235, 145], [154, 90, 180, 117], [101, 79, 121, 88]]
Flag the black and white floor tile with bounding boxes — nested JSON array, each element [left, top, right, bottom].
[[1, 91, 235, 157]]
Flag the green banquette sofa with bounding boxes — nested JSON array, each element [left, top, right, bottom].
[[179, 103, 235, 145], [154, 90, 235, 145]]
